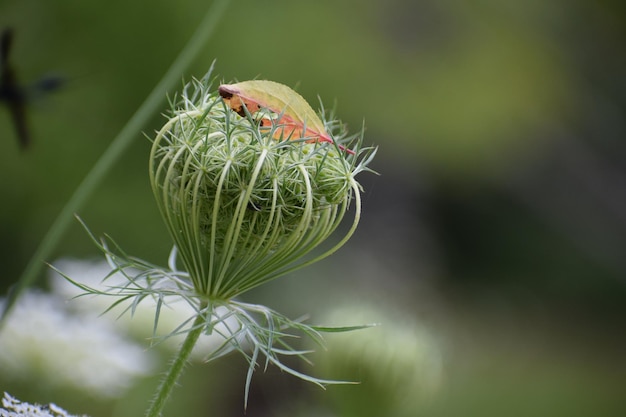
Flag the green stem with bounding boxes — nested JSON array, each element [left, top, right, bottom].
[[0, 0, 231, 325], [146, 305, 208, 417]]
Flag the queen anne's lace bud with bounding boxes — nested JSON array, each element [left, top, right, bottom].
[[58, 71, 375, 412], [150, 75, 373, 300]]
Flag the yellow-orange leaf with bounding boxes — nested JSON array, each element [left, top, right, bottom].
[[219, 80, 352, 153]]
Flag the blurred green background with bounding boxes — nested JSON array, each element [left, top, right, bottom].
[[1, 0, 625, 416]]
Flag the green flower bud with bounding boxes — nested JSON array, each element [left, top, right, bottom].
[[149, 75, 374, 300]]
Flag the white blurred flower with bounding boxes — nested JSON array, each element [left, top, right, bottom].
[[49, 258, 239, 359], [320, 304, 444, 414], [0, 291, 152, 398], [0, 392, 88, 417]]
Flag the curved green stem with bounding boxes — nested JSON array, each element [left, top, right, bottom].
[[0, 0, 231, 325], [146, 305, 208, 417]]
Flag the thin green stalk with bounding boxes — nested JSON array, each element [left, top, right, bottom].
[[0, 0, 231, 325], [146, 304, 208, 417]]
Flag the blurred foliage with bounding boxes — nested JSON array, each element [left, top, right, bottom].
[[1, 0, 625, 416]]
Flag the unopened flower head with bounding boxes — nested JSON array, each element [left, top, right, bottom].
[[57, 70, 376, 410], [150, 74, 374, 300]]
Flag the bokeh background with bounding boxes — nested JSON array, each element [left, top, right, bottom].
[[1, 0, 625, 416]]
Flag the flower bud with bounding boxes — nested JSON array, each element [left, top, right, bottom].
[[150, 76, 373, 300]]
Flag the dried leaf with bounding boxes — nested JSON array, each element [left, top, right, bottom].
[[219, 80, 352, 153]]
